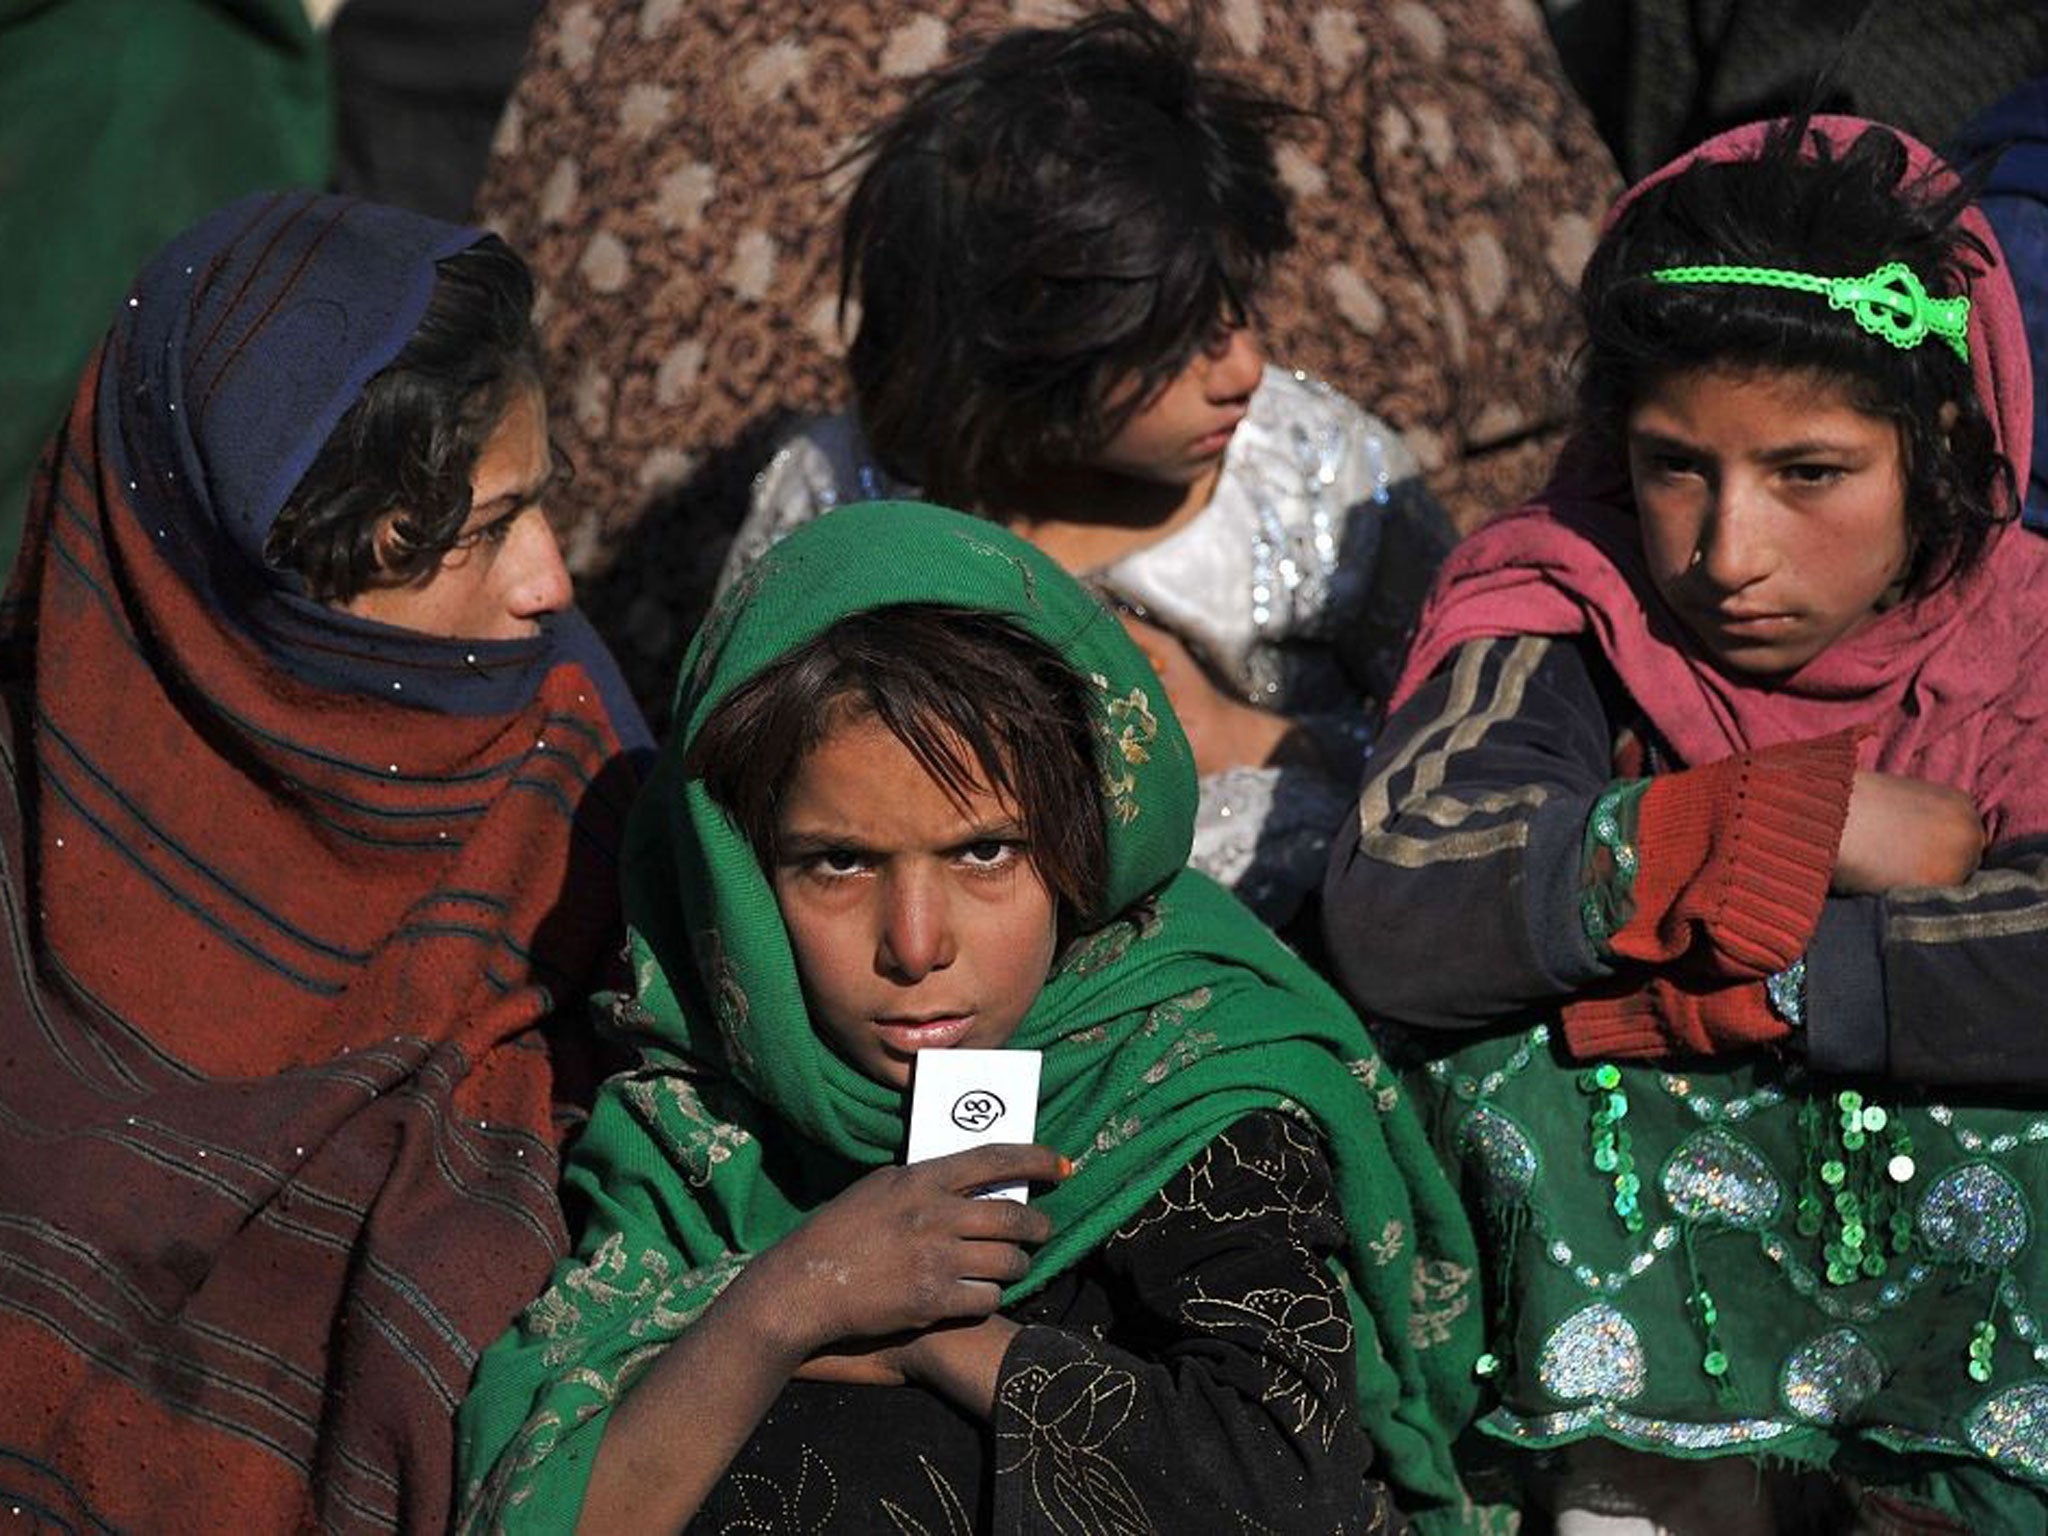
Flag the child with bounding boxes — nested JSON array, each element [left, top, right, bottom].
[[1326, 116, 2048, 1531], [722, 10, 1454, 927], [0, 191, 646, 1530], [456, 502, 1487, 1532]]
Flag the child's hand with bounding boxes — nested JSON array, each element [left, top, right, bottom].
[[752, 1142, 1063, 1359], [1120, 615, 1294, 776], [1835, 771, 1985, 893], [794, 1315, 1017, 1391], [793, 1338, 913, 1387]]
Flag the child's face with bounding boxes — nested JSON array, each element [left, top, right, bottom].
[[1628, 366, 1911, 677], [1092, 323, 1266, 489], [340, 383, 573, 640], [770, 710, 1059, 1091]]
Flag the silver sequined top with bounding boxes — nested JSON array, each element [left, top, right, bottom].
[[722, 367, 1454, 924]]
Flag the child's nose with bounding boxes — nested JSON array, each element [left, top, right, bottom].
[[1695, 485, 1773, 591], [1201, 325, 1264, 402], [876, 869, 955, 982], [505, 510, 574, 620]]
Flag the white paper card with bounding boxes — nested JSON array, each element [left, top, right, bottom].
[[905, 1048, 1043, 1202]]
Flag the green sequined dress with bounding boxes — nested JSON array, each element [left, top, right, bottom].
[[1425, 1025, 2048, 1490]]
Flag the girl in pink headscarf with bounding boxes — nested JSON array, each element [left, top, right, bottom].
[[1326, 117, 2048, 1532]]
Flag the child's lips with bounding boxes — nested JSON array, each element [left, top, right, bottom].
[[1705, 607, 1798, 635], [1191, 417, 1243, 455], [874, 1013, 976, 1053]]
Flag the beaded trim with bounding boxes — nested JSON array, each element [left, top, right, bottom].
[[1580, 780, 1650, 950], [1649, 262, 1971, 363], [1481, 1402, 1807, 1453], [1766, 957, 1808, 1029]]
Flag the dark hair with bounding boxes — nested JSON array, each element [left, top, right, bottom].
[[1578, 119, 2015, 594], [265, 235, 542, 602], [687, 606, 1108, 923], [841, 8, 1294, 507]]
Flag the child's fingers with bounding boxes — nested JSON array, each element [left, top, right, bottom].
[[953, 1194, 1053, 1247], [953, 1236, 1037, 1286], [928, 1141, 1070, 1194], [928, 1276, 1005, 1320]]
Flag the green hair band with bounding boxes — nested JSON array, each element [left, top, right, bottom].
[[1649, 261, 1971, 364]]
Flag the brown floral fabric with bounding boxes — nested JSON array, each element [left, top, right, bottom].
[[476, 0, 1622, 720]]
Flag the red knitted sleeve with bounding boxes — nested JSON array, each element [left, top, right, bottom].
[[1560, 727, 1864, 1060], [1607, 728, 1862, 975], [1563, 974, 1784, 1059]]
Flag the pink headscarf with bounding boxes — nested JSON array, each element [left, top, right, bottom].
[[1393, 117, 2048, 845]]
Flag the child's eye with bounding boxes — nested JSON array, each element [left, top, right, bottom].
[[958, 839, 1021, 872], [453, 508, 525, 550], [1642, 451, 1700, 480], [1782, 462, 1846, 487], [478, 508, 530, 545], [800, 848, 870, 880]]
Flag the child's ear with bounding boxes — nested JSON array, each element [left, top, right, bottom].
[[1938, 400, 1961, 446], [364, 510, 408, 582]]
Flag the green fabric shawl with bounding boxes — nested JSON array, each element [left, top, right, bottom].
[[456, 502, 1482, 1529]]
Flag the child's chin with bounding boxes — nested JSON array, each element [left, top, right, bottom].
[[1695, 636, 1814, 680]]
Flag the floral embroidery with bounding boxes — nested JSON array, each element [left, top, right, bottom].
[[1409, 1258, 1476, 1349], [878, 1456, 977, 1536], [1090, 1114, 1144, 1159], [639, 1252, 746, 1339], [1136, 987, 1217, 1086], [691, 926, 754, 1079], [1182, 1280, 1355, 1450], [996, 1356, 1148, 1534], [621, 1069, 754, 1186], [1369, 1220, 1406, 1268], [527, 1231, 747, 1374], [721, 1444, 841, 1531], [1349, 1054, 1403, 1113], [1057, 899, 1162, 979], [1118, 1115, 1329, 1242], [1090, 672, 1159, 825]]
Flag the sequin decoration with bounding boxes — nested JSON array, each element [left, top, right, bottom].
[[1660, 1130, 1783, 1231], [1780, 1329, 1884, 1424], [1485, 1404, 1800, 1453], [1919, 1163, 2031, 1268], [1966, 1382, 2048, 1482], [1456, 1104, 1539, 1203], [1538, 1303, 1648, 1404]]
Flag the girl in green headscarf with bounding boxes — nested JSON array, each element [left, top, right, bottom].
[[456, 501, 1483, 1533]]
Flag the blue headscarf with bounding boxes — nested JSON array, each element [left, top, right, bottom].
[[107, 187, 650, 740]]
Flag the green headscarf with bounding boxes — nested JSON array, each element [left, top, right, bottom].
[[456, 503, 1481, 1529]]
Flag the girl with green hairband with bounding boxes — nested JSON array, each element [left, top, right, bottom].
[[1328, 116, 2048, 1533], [454, 501, 1487, 1532]]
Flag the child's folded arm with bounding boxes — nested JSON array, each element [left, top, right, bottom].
[[1832, 835, 2048, 1086], [1324, 633, 1623, 1028], [1598, 728, 1863, 978]]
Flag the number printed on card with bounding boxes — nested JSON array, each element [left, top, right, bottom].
[[907, 1050, 1042, 1201]]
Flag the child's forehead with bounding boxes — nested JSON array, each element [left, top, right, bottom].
[[1634, 361, 1895, 421], [810, 694, 999, 771], [783, 709, 1023, 831]]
